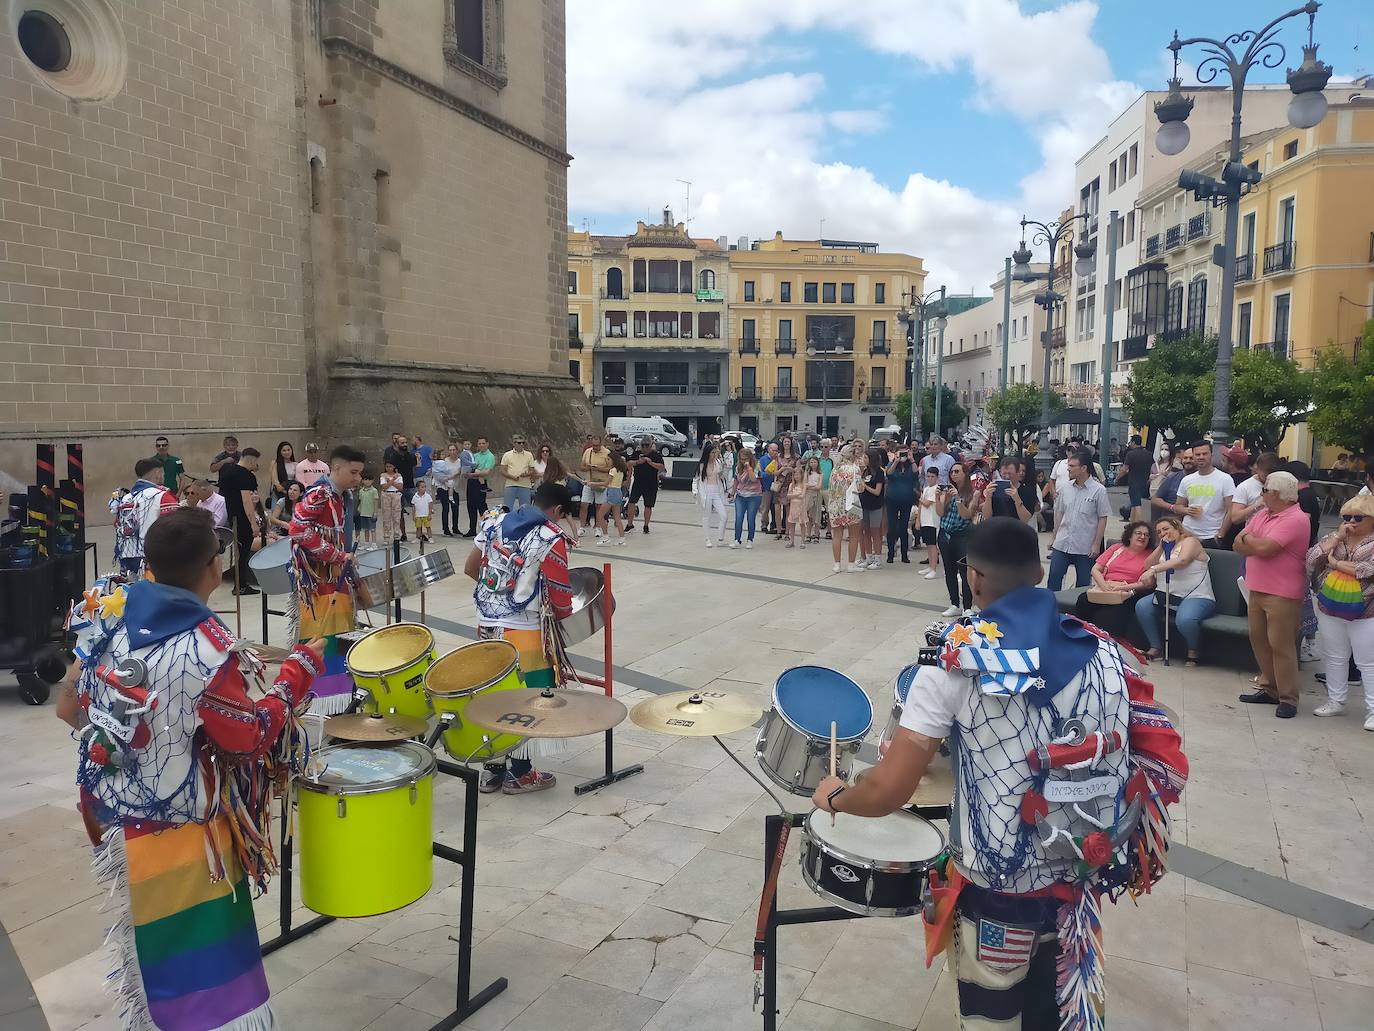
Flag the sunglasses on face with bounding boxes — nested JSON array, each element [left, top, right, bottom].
[[1343, 515, 1368, 524]]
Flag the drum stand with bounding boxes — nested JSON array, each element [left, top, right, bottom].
[[573, 563, 645, 796], [756, 801, 952, 1031]]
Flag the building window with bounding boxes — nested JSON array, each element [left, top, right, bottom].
[[778, 319, 793, 341], [699, 312, 720, 339], [632, 259, 647, 293], [804, 282, 818, 303], [823, 283, 837, 304], [636, 361, 689, 392], [648, 311, 679, 338], [1279, 197, 1296, 243], [454, 0, 485, 61], [777, 366, 793, 390], [1237, 302, 1252, 348], [875, 283, 886, 304], [871, 320, 885, 344], [741, 366, 756, 394], [446, 0, 506, 89], [840, 283, 855, 304], [1021, 316, 1027, 336], [872, 366, 886, 394], [744, 280, 755, 302], [567, 270, 577, 295], [1129, 143, 1138, 178], [806, 360, 854, 401], [569, 359, 580, 381], [374, 171, 390, 225], [742, 318, 756, 342], [780, 281, 792, 303], [806, 314, 855, 351], [1282, 139, 1298, 161], [697, 363, 721, 394], [698, 268, 715, 291], [567, 313, 579, 339], [1125, 210, 1135, 243], [607, 267, 625, 299], [1273, 294, 1291, 345], [680, 312, 693, 338], [646, 260, 677, 293], [602, 361, 626, 391], [1164, 282, 1184, 335], [1241, 211, 1256, 256], [309, 157, 323, 213], [1186, 275, 1207, 332], [680, 261, 693, 293], [604, 311, 627, 338]]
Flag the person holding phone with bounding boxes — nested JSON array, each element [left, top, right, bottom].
[[982, 456, 1037, 524], [884, 445, 918, 563]]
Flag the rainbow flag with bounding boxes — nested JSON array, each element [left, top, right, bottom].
[[103, 816, 272, 1030], [1318, 569, 1367, 620]]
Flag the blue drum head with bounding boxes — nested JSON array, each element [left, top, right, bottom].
[[774, 666, 872, 740], [895, 664, 920, 705]]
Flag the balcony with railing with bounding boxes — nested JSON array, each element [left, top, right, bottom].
[[739, 337, 760, 355], [1187, 212, 1211, 241], [1145, 234, 1161, 258], [869, 338, 890, 356], [1235, 253, 1255, 283], [772, 387, 798, 402], [568, 334, 583, 350], [636, 383, 690, 395], [866, 389, 892, 404], [736, 386, 763, 401], [805, 339, 855, 355], [1258, 339, 1289, 358], [696, 381, 721, 395], [601, 289, 627, 300], [1263, 240, 1295, 275], [1165, 224, 1183, 250], [775, 339, 797, 356]]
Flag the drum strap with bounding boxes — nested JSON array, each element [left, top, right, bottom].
[[752, 821, 791, 978]]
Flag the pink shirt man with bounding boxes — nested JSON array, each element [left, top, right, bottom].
[[1244, 504, 1310, 599]]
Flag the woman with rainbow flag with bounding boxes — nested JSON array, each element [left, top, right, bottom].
[[1308, 493, 1374, 728], [69, 508, 322, 1030]]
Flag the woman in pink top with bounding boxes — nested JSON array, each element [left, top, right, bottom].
[[1235, 471, 1310, 718], [1073, 521, 1155, 639]]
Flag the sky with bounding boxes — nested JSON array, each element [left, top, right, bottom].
[[565, 0, 1370, 294]]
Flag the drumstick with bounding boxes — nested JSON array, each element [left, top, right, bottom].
[[830, 720, 837, 825]]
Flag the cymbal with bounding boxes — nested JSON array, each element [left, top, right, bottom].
[[238, 642, 294, 663], [325, 712, 428, 742], [630, 690, 762, 737], [463, 687, 626, 739]]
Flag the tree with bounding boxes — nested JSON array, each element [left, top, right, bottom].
[[1195, 347, 1313, 452], [1122, 333, 1217, 443], [895, 385, 968, 441], [1310, 320, 1374, 457], [986, 383, 1065, 453]]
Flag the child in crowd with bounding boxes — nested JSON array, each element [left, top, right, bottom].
[[355, 474, 379, 548], [803, 457, 823, 543], [412, 479, 433, 542], [380, 460, 403, 542], [786, 465, 807, 549], [919, 466, 941, 579]]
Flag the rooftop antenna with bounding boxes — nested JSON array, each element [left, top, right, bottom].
[[676, 179, 692, 229]]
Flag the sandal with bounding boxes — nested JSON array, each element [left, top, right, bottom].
[[1146, 648, 1163, 660]]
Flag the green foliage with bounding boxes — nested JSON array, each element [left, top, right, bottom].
[[1309, 320, 1374, 456], [1122, 333, 1217, 442], [895, 385, 968, 440], [986, 383, 1064, 452], [1195, 347, 1312, 452]]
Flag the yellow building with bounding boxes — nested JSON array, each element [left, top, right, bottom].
[[567, 212, 730, 441], [1231, 101, 1374, 461], [726, 234, 926, 439]]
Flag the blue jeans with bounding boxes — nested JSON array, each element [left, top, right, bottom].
[[1134, 593, 1216, 652], [502, 485, 532, 511], [734, 493, 761, 542], [1047, 548, 1094, 591]]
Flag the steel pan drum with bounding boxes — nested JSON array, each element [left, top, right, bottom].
[[560, 567, 615, 645], [248, 538, 294, 595], [356, 549, 453, 610], [297, 742, 436, 917]]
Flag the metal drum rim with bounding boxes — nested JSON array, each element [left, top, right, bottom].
[[424, 640, 520, 699], [802, 808, 945, 872], [344, 622, 436, 680], [769, 665, 874, 742], [297, 741, 438, 797]]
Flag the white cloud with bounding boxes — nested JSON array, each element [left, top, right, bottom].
[[566, 0, 1139, 292]]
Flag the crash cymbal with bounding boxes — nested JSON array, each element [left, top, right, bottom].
[[464, 687, 626, 739], [325, 712, 428, 743], [630, 690, 762, 738]]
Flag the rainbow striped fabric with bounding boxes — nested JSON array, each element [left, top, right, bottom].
[[121, 816, 271, 1030], [1317, 569, 1367, 620]]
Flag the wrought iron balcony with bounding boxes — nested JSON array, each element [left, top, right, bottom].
[[739, 337, 760, 355], [736, 386, 763, 401], [869, 338, 890, 356], [1258, 339, 1289, 358], [1235, 254, 1254, 282], [775, 339, 797, 356], [1187, 212, 1211, 241], [1165, 224, 1183, 250], [1263, 240, 1295, 275], [568, 335, 583, 350], [867, 390, 892, 404], [1145, 235, 1161, 258], [772, 387, 798, 402]]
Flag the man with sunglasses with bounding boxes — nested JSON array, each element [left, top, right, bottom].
[[500, 434, 537, 511], [149, 436, 186, 497]]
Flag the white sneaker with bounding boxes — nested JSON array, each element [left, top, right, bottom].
[[729, 541, 738, 549], [745, 541, 753, 550], [848, 562, 865, 572], [832, 562, 842, 573], [963, 608, 978, 617], [705, 539, 714, 549], [597, 537, 608, 546], [1299, 640, 1319, 664], [922, 569, 938, 580], [595, 529, 604, 539], [1365, 713, 1374, 732], [867, 557, 881, 569], [1313, 701, 1346, 717], [577, 528, 586, 538], [616, 538, 626, 547], [941, 605, 962, 617]]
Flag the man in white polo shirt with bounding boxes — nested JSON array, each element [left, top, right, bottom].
[[1171, 440, 1234, 548]]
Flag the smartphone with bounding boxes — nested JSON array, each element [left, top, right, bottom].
[[994, 478, 1010, 490]]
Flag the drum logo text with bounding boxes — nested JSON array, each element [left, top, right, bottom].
[[667, 718, 695, 727], [830, 865, 859, 883], [498, 713, 541, 728]]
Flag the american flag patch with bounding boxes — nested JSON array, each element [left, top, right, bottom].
[[976, 919, 1035, 973]]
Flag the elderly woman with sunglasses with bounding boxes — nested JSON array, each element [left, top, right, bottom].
[[1307, 494, 1374, 728]]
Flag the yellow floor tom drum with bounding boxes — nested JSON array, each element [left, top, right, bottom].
[[425, 640, 527, 763], [345, 623, 435, 719]]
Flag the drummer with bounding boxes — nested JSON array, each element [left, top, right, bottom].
[[811, 518, 1149, 1031], [463, 482, 577, 794], [288, 444, 366, 715]]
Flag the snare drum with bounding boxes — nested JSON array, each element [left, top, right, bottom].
[[424, 641, 527, 763], [756, 666, 873, 796], [800, 809, 945, 917], [345, 623, 435, 719], [297, 742, 436, 917], [878, 663, 921, 757]]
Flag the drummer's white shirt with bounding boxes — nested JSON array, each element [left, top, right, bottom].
[[896, 664, 966, 740]]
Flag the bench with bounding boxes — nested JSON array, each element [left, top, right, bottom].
[[1055, 547, 1255, 668]]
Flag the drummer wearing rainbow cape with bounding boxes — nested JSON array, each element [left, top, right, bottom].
[[463, 481, 577, 794], [288, 444, 365, 715], [811, 518, 1186, 1031], [69, 507, 323, 1031]]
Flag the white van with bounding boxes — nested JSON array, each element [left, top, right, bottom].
[[604, 416, 690, 456]]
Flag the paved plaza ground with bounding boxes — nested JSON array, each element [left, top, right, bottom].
[[4, 493, 1374, 1030]]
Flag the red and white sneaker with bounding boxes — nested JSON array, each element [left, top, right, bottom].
[[502, 770, 556, 794]]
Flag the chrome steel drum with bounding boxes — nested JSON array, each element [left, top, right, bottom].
[[756, 666, 872, 797], [560, 567, 614, 646], [248, 538, 294, 595], [800, 809, 944, 917], [356, 550, 453, 610]]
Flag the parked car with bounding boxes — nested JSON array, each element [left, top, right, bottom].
[[604, 416, 689, 456]]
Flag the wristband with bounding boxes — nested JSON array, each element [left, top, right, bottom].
[[826, 785, 846, 810]]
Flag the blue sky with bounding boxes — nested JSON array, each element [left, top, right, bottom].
[[566, 1, 1369, 291]]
